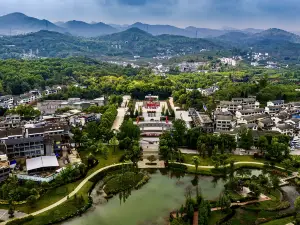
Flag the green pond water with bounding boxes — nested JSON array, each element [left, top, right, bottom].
[[62, 170, 226, 225]]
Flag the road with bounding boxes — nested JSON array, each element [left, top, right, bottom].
[[111, 95, 131, 131], [111, 107, 127, 131], [2, 163, 130, 224]]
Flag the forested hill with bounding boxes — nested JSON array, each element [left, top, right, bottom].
[[97, 28, 222, 57], [0, 28, 222, 59], [1, 27, 300, 61], [214, 28, 300, 61]]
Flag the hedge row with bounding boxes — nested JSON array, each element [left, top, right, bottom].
[[6, 215, 34, 225]]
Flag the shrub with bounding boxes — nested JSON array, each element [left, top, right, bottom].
[[6, 215, 34, 225]]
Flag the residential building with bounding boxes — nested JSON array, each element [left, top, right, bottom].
[[272, 124, 294, 136], [258, 118, 274, 130], [215, 115, 235, 131], [0, 95, 14, 109], [2, 136, 45, 158], [236, 108, 265, 118], [37, 97, 105, 115], [267, 100, 285, 107], [265, 106, 284, 115], [217, 101, 242, 112], [0, 128, 23, 140], [189, 108, 214, 133], [18, 90, 42, 105], [0, 154, 10, 182]]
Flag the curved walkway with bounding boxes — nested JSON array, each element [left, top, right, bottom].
[[2, 163, 131, 224], [2, 161, 290, 224], [176, 161, 286, 171]]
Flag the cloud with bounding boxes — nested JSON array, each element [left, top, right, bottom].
[[0, 0, 299, 30]]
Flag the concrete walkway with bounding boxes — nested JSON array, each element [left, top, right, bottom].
[[211, 194, 271, 211], [2, 163, 131, 224], [175, 162, 286, 171], [111, 107, 127, 131], [3, 161, 289, 224], [138, 160, 165, 169]]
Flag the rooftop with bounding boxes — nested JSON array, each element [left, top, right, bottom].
[[216, 115, 233, 120], [26, 156, 59, 171]]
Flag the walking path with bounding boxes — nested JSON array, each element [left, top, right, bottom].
[[175, 162, 286, 171], [211, 195, 271, 211], [111, 107, 127, 131], [3, 160, 291, 224], [111, 95, 131, 131], [2, 163, 131, 224]]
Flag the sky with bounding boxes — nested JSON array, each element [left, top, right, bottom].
[[0, 0, 299, 30]]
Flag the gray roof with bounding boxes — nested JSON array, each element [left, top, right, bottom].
[[268, 106, 283, 110], [260, 118, 273, 125], [247, 123, 257, 129], [243, 114, 268, 122], [239, 108, 264, 114], [216, 115, 233, 120], [4, 136, 44, 145], [277, 111, 289, 119], [7, 128, 23, 136], [277, 124, 294, 130], [272, 100, 284, 104], [28, 127, 45, 134]]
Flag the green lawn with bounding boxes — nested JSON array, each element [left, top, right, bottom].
[[80, 149, 124, 176], [263, 216, 294, 225]]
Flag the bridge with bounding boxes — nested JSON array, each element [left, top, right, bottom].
[[279, 173, 299, 186]]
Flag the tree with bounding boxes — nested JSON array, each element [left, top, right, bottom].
[[239, 128, 253, 150], [257, 136, 268, 153], [295, 196, 300, 212], [270, 175, 280, 190], [118, 119, 140, 140], [172, 119, 187, 146], [218, 193, 231, 212], [282, 159, 292, 172], [27, 195, 37, 208], [109, 136, 119, 152], [197, 139, 206, 157], [219, 134, 237, 153], [87, 153, 98, 168], [8, 200, 14, 218], [192, 156, 200, 173], [126, 144, 142, 168]]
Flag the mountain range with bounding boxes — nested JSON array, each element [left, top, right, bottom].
[[0, 12, 270, 38], [1, 12, 300, 62]]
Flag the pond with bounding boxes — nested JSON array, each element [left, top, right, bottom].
[[62, 169, 226, 225]]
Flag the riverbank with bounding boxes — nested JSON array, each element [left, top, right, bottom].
[[3, 160, 297, 225]]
